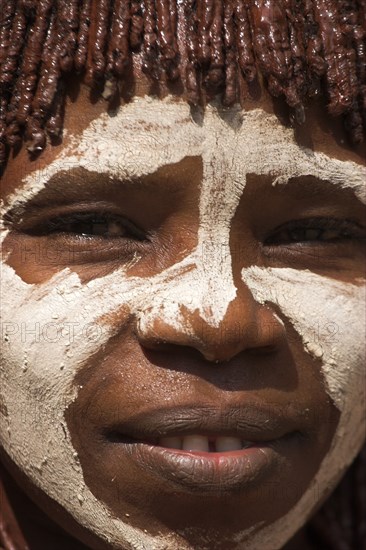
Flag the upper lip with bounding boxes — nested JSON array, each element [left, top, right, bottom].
[[104, 403, 302, 443]]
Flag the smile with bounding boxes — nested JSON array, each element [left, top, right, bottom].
[[104, 405, 302, 493]]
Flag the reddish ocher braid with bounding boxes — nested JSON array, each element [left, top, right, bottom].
[[0, 0, 365, 168]]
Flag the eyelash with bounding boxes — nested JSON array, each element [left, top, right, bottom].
[[25, 211, 148, 241], [264, 218, 365, 246], [23, 213, 365, 247]]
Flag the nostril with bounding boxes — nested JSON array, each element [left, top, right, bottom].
[[136, 292, 285, 362]]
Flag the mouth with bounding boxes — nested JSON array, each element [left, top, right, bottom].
[[144, 434, 255, 452], [103, 404, 303, 493]]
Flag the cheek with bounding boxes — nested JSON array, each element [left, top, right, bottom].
[[0, 263, 169, 547], [242, 266, 366, 407], [0, 254, 206, 480], [0, 260, 127, 496], [242, 265, 366, 471], [237, 266, 366, 548]]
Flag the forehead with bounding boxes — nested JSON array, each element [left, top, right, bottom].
[[18, 106, 366, 190], [1, 85, 365, 201]]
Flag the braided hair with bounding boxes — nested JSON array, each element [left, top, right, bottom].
[[0, 2, 365, 549]]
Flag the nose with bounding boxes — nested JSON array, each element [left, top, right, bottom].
[[136, 283, 286, 362]]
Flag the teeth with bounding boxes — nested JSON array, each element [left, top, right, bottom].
[[182, 435, 209, 452], [157, 435, 254, 452], [216, 436, 242, 452], [159, 436, 182, 450]]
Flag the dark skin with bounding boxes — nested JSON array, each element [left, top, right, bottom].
[[1, 65, 366, 549]]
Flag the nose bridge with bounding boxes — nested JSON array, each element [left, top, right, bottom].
[[191, 115, 245, 327], [136, 112, 254, 354], [136, 116, 251, 346], [136, 244, 238, 342], [195, 238, 238, 323]]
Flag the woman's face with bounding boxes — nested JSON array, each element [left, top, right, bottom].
[[1, 77, 365, 550]]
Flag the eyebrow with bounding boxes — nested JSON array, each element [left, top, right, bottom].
[[3, 146, 366, 220], [269, 158, 366, 205], [239, 173, 366, 218], [6, 169, 364, 223], [275, 175, 365, 202], [3, 159, 203, 217], [27, 168, 169, 202]]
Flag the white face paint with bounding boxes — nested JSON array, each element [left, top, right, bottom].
[[1, 97, 365, 549], [240, 267, 366, 548]]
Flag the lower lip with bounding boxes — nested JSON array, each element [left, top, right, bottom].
[[122, 441, 283, 493]]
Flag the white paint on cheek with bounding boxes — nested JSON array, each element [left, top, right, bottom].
[[242, 267, 365, 410], [0, 262, 194, 549], [240, 266, 366, 549], [1, 98, 366, 549]]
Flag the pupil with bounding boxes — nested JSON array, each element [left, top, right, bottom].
[[290, 229, 305, 241], [91, 222, 109, 236], [69, 218, 122, 237]]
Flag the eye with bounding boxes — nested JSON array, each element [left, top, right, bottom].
[[265, 218, 366, 246], [25, 211, 147, 241]]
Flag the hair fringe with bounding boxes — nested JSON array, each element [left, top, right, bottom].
[[0, 0, 365, 164]]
